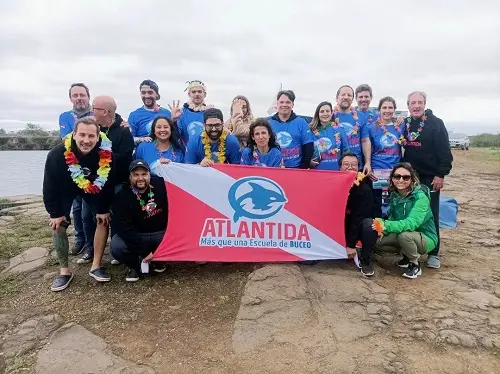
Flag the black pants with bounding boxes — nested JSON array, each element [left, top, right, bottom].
[[358, 218, 379, 265], [110, 231, 166, 272], [372, 189, 383, 218], [418, 175, 440, 256]]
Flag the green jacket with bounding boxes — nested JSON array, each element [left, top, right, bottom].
[[383, 185, 438, 252]]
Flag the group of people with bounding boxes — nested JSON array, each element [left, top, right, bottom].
[[43, 79, 453, 292]]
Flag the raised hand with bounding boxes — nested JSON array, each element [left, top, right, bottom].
[[168, 100, 182, 121]]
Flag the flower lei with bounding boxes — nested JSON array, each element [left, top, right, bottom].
[[64, 132, 112, 194], [202, 130, 227, 163], [376, 118, 403, 145], [404, 115, 427, 143], [353, 172, 366, 186], [312, 121, 342, 156], [373, 218, 385, 235], [132, 185, 156, 215], [333, 106, 359, 135]]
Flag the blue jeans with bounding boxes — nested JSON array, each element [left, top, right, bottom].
[[71, 196, 96, 250]]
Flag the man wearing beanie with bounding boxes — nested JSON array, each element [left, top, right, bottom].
[[185, 108, 241, 166], [128, 80, 172, 145]]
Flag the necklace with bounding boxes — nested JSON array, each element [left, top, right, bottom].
[[155, 140, 175, 160], [333, 106, 359, 136], [132, 185, 157, 215], [64, 132, 112, 194], [405, 115, 427, 142], [376, 119, 403, 145], [202, 130, 227, 163]]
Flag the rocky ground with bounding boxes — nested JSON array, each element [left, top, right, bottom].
[[0, 148, 499, 374]]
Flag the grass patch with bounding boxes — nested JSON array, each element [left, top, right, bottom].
[[0, 276, 20, 300], [0, 216, 52, 260]]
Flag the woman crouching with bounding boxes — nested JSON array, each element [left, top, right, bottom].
[[372, 162, 438, 279]]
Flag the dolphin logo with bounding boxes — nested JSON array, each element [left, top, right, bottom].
[[276, 131, 293, 148], [228, 177, 288, 223]]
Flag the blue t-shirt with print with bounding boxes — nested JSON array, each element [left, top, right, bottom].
[[369, 122, 403, 170], [240, 147, 283, 167], [58, 110, 93, 138], [357, 108, 379, 129], [268, 113, 314, 168], [312, 124, 349, 171], [177, 106, 205, 145], [128, 107, 172, 138], [185, 133, 241, 164], [334, 111, 369, 162], [135, 141, 185, 173]]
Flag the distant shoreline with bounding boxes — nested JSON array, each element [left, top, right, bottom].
[[0, 135, 60, 151]]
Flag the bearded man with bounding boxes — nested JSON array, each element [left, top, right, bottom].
[[43, 117, 114, 291], [185, 108, 241, 165]]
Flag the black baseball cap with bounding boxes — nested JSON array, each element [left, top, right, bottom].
[[129, 159, 151, 172], [203, 108, 224, 123], [140, 80, 160, 99]]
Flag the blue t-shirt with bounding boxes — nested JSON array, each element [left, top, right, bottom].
[[135, 141, 185, 173], [369, 122, 403, 170], [312, 124, 349, 171], [240, 147, 283, 167], [334, 111, 369, 163], [185, 133, 241, 164], [356, 108, 379, 128], [268, 114, 315, 168], [128, 106, 172, 138], [58, 110, 93, 138], [177, 106, 205, 145]]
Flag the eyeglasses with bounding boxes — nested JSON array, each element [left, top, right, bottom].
[[392, 174, 411, 181], [341, 163, 358, 169], [206, 124, 223, 129]]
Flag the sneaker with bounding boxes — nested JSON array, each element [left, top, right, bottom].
[[151, 262, 167, 273], [77, 251, 93, 264], [70, 242, 85, 256], [110, 259, 120, 265], [361, 263, 374, 277], [88, 267, 111, 282], [50, 273, 74, 292], [426, 255, 440, 269], [403, 262, 422, 279], [125, 268, 140, 282], [397, 255, 410, 268]]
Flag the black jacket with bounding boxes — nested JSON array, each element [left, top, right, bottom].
[[100, 113, 134, 184], [270, 111, 314, 168], [345, 180, 373, 248], [112, 175, 168, 252], [43, 140, 115, 218], [402, 109, 453, 178]]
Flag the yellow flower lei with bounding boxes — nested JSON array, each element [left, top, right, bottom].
[[202, 130, 227, 163]]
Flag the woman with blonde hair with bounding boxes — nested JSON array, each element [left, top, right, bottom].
[[225, 95, 254, 149]]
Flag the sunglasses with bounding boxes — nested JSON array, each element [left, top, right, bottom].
[[392, 174, 411, 181]]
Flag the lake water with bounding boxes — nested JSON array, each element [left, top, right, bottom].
[[0, 151, 49, 197]]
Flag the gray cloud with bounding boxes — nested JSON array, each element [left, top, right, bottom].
[[0, 0, 499, 134]]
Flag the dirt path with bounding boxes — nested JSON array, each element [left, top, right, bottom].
[[1, 148, 499, 373]]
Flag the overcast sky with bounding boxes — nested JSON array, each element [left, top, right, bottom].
[[0, 0, 499, 134]]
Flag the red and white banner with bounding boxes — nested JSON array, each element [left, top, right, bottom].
[[152, 163, 355, 262]]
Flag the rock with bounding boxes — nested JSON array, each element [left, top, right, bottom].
[[412, 324, 423, 330], [36, 323, 155, 373], [441, 319, 455, 327], [439, 329, 477, 348], [0, 215, 15, 222], [415, 331, 424, 339], [457, 290, 500, 309], [2, 314, 64, 357], [2, 247, 49, 274]]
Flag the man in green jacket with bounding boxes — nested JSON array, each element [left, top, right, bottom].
[[372, 163, 438, 279]]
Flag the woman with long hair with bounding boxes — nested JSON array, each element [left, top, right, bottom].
[[371, 162, 438, 279], [309, 101, 348, 171], [368, 96, 405, 217], [135, 116, 185, 173], [225, 95, 254, 149], [240, 118, 283, 167]]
